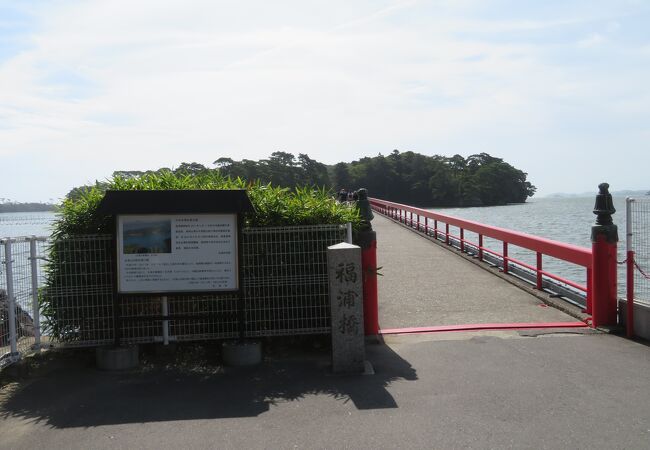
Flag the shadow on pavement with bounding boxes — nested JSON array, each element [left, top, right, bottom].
[[0, 343, 417, 428]]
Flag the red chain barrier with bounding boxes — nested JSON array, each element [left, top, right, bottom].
[[634, 261, 650, 280]]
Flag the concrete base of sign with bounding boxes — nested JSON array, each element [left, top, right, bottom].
[[96, 345, 139, 371], [154, 342, 178, 356], [222, 340, 262, 367]]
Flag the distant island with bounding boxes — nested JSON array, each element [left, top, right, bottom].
[[0, 201, 57, 213], [68, 150, 536, 208], [545, 190, 649, 199]]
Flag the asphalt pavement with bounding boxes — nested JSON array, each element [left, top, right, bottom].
[[1, 331, 649, 449], [1, 216, 649, 449], [373, 213, 582, 328]]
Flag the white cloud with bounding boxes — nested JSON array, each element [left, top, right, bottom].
[[0, 0, 649, 200], [577, 33, 607, 47]]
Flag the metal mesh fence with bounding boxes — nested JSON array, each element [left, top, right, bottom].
[[8, 239, 34, 356], [0, 223, 346, 359], [1, 237, 48, 368], [43, 235, 115, 347], [630, 198, 650, 305], [119, 293, 240, 343], [242, 225, 345, 337]]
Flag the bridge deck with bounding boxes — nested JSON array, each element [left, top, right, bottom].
[[374, 214, 578, 329]]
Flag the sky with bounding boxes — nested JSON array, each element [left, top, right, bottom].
[[1, 0, 649, 202]]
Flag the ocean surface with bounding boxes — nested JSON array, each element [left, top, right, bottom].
[[1, 197, 648, 301], [0, 211, 58, 237]]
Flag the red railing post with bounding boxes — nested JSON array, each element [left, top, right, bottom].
[[434, 220, 438, 239], [478, 234, 483, 261], [502, 242, 509, 274], [356, 189, 379, 336], [360, 232, 379, 336], [536, 252, 543, 290], [424, 217, 428, 235], [445, 224, 450, 245], [590, 183, 618, 328], [627, 250, 635, 337], [586, 268, 593, 314], [460, 229, 465, 252]]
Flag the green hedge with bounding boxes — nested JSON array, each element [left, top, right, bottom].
[[43, 171, 360, 342], [52, 170, 360, 239]]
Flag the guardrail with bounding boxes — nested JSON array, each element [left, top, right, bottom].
[[369, 197, 597, 313]]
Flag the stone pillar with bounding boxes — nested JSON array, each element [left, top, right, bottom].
[[328, 242, 365, 373]]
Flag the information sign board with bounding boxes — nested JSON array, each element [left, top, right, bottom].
[[116, 214, 238, 293]]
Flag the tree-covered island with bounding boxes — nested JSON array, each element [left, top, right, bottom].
[[0, 200, 56, 213], [68, 150, 536, 207]]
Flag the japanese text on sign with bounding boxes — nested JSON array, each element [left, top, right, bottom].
[[117, 214, 238, 293]]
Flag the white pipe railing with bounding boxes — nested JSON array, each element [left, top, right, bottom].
[[29, 236, 41, 349], [3, 239, 18, 356]]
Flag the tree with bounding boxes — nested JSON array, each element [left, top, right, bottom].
[[332, 162, 352, 190], [297, 153, 330, 187], [112, 170, 144, 179], [174, 162, 209, 176]]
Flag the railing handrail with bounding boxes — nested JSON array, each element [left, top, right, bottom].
[[369, 197, 592, 268]]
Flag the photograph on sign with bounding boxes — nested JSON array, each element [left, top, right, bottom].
[[116, 214, 238, 293], [123, 219, 172, 254]]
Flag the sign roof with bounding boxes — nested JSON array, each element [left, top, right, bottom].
[[97, 189, 255, 215]]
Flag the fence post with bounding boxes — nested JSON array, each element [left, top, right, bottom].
[[626, 197, 635, 338], [590, 183, 618, 328], [161, 295, 170, 345], [29, 237, 41, 349], [4, 239, 18, 357], [536, 252, 543, 290]]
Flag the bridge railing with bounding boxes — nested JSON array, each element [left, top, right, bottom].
[[369, 198, 594, 310]]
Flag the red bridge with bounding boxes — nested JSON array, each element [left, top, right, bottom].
[[365, 197, 620, 335]]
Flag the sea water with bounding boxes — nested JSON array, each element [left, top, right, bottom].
[[0, 211, 58, 238]]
